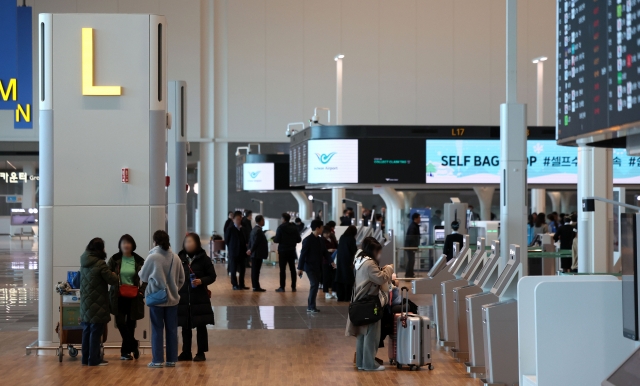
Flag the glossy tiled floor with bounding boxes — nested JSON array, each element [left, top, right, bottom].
[[0, 237, 480, 386]]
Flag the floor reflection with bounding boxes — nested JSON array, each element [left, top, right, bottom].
[[0, 237, 39, 331], [209, 305, 348, 330]]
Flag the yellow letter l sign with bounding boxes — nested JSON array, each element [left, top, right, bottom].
[[82, 28, 122, 96]]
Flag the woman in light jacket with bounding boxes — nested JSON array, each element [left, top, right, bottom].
[[139, 230, 185, 368], [345, 237, 394, 371]]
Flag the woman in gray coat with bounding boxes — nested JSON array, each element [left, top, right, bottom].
[[345, 237, 394, 371]]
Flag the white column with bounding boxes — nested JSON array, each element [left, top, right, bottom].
[[473, 186, 495, 221], [500, 0, 528, 273], [331, 188, 345, 223], [561, 192, 574, 213], [577, 146, 613, 273], [213, 142, 228, 234], [22, 162, 36, 209], [291, 191, 312, 219], [199, 142, 215, 238], [547, 191, 561, 213], [531, 189, 546, 214], [402, 191, 417, 213], [376, 187, 403, 234], [335, 54, 344, 125]]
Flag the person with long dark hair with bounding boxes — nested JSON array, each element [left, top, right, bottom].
[[139, 230, 185, 368], [177, 233, 216, 362], [346, 237, 394, 371], [107, 234, 146, 360], [80, 237, 118, 366], [334, 225, 358, 301]]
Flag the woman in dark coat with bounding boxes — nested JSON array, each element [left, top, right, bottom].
[[107, 234, 146, 360], [177, 233, 217, 362], [334, 226, 358, 301]]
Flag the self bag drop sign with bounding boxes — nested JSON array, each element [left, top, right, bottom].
[[0, 0, 32, 129], [425, 140, 640, 184]]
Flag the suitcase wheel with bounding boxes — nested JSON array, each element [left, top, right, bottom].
[[389, 359, 396, 365], [409, 365, 420, 371], [68, 346, 78, 358], [428, 364, 434, 371]]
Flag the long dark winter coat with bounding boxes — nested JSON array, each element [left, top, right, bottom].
[[177, 248, 216, 328]]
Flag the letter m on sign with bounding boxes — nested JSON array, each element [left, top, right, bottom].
[[0, 0, 32, 129]]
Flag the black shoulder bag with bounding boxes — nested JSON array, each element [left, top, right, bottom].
[[348, 280, 383, 326]]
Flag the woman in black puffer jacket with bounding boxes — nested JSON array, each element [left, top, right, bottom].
[[177, 233, 216, 362]]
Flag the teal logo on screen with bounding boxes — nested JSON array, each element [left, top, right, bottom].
[[249, 171, 261, 179], [316, 152, 337, 164]]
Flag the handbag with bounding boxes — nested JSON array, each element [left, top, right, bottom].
[[146, 255, 174, 306], [348, 281, 383, 327], [117, 261, 139, 298]]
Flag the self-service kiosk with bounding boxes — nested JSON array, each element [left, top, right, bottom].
[[464, 240, 501, 378], [439, 235, 473, 347], [447, 237, 488, 360], [412, 237, 468, 341], [481, 244, 522, 386]]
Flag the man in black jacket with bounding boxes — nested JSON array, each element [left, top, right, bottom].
[[554, 217, 575, 272], [297, 220, 331, 313], [247, 215, 268, 292], [224, 211, 249, 290], [443, 220, 464, 262], [273, 213, 301, 292], [404, 213, 421, 277]]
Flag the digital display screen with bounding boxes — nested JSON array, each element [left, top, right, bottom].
[[557, 0, 640, 142], [426, 140, 640, 183], [11, 214, 36, 225], [243, 163, 274, 191], [621, 213, 638, 340], [358, 139, 426, 183], [307, 139, 358, 184]]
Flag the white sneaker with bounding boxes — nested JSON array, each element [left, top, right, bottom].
[[325, 293, 333, 299], [365, 365, 385, 371]]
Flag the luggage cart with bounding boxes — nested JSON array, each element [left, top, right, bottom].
[[56, 290, 106, 362]]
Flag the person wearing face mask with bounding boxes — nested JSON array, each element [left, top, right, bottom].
[[107, 234, 146, 361], [321, 227, 338, 299], [346, 237, 394, 371]]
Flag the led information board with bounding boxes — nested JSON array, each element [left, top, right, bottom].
[[307, 139, 358, 184], [426, 140, 640, 184], [358, 139, 426, 183], [557, 0, 640, 142], [242, 163, 275, 191]]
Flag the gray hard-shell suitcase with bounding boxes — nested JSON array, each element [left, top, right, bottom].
[[395, 287, 433, 371]]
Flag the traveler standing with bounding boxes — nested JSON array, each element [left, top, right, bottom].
[[273, 213, 301, 292], [340, 209, 351, 226], [346, 237, 394, 371], [241, 210, 253, 267], [554, 217, 575, 272], [177, 233, 216, 362], [247, 215, 268, 292], [321, 227, 338, 299], [297, 220, 331, 313], [533, 213, 549, 239], [294, 217, 305, 233], [223, 211, 234, 234], [571, 225, 578, 273], [80, 237, 118, 366], [547, 213, 559, 233], [334, 225, 358, 301], [404, 213, 421, 277], [224, 211, 249, 290], [107, 234, 146, 361], [527, 214, 536, 246], [139, 230, 185, 368], [443, 220, 464, 262]]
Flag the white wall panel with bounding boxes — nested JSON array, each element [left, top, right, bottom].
[[416, 0, 454, 125], [76, 0, 118, 13], [51, 14, 150, 206], [341, 0, 379, 125], [378, 0, 417, 125], [452, 0, 491, 125], [227, 0, 267, 140], [118, 0, 160, 14], [490, 0, 506, 124], [303, 0, 340, 125], [265, 0, 304, 138]]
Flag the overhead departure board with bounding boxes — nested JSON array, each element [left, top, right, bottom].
[[557, 0, 640, 142]]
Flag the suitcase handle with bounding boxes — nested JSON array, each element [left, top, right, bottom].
[[400, 286, 410, 327]]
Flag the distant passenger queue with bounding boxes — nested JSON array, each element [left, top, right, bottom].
[[79, 230, 215, 367]]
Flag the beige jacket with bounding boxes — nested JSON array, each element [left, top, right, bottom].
[[571, 237, 578, 271], [345, 255, 394, 337]]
